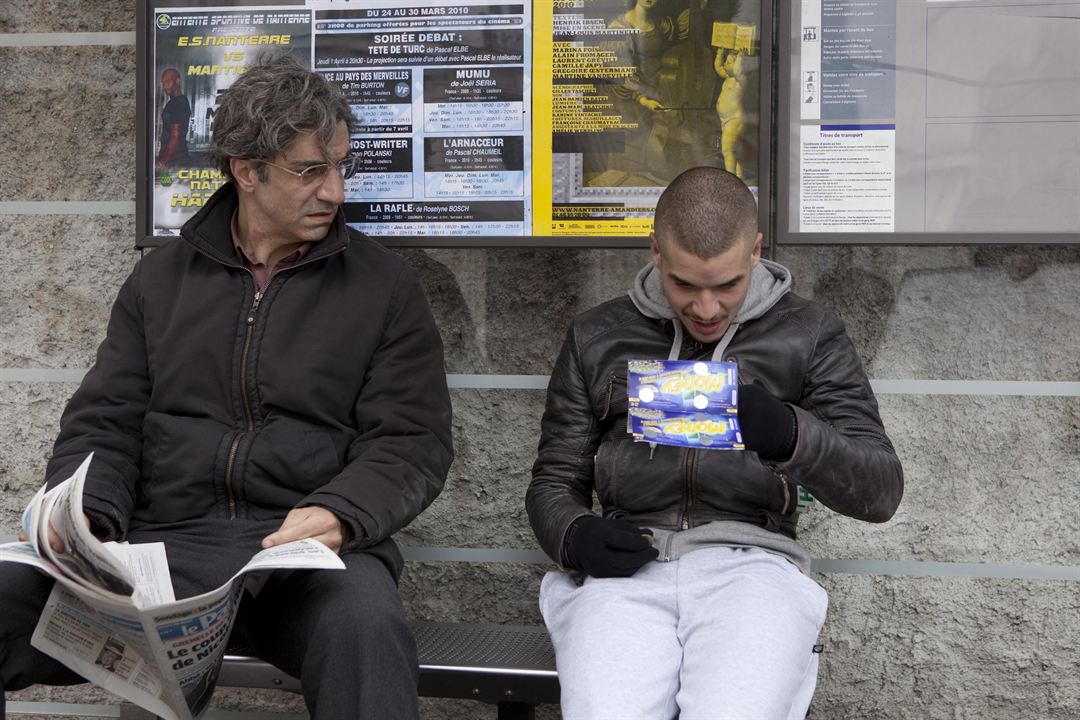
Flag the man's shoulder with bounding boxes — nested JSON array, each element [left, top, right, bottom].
[[759, 290, 843, 339], [771, 289, 822, 317], [570, 295, 651, 346], [136, 236, 198, 272], [165, 94, 191, 113], [339, 227, 414, 278]]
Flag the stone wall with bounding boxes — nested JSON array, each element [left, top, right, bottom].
[[2, 3, 1078, 718]]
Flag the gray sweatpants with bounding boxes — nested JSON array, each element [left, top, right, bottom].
[[540, 545, 828, 720]]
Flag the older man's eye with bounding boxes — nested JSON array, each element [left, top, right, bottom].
[[300, 164, 330, 182]]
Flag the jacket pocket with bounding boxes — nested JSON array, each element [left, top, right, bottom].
[[246, 418, 344, 501], [140, 412, 231, 521], [596, 371, 628, 422]]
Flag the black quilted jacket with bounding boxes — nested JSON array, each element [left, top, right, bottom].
[[46, 183, 453, 584]]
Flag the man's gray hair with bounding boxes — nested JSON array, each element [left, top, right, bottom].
[[653, 167, 758, 259], [209, 54, 355, 179]]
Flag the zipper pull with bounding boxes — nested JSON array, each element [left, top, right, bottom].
[[767, 462, 793, 515], [247, 291, 263, 325]]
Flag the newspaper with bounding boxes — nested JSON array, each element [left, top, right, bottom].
[[0, 453, 345, 719]]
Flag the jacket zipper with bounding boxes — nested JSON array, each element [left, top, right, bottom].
[[223, 287, 263, 519], [767, 462, 792, 515], [680, 448, 698, 530], [181, 231, 349, 520]]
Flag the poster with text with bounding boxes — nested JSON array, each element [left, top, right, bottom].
[[311, 0, 532, 237], [534, 0, 760, 236], [151, 7, 313, 236], [794, 0, 896, 233]]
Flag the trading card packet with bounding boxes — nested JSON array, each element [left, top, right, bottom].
[[628, 360, 738, 413], [628, 407, 745, 450]]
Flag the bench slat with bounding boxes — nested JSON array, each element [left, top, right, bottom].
[[213, 621, 560, 708]]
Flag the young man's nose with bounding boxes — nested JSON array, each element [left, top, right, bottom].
[[693, 293, 721, 320]]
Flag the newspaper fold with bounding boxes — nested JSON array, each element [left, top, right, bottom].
[[0, 453, 345, 720]]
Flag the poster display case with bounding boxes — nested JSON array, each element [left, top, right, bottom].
[[136, 0, 771, 247], [777, 0, 1080, 244]]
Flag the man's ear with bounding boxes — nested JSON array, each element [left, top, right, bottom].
[[649, 231, 663, 268], [749, 232, 763, 267], [230, 158, 259, 193]]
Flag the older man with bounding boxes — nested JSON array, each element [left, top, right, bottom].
[[528, 167, 903, 719], [1, 56, 453, 720]]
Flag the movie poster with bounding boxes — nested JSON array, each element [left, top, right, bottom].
[[151, 7, 313, 236], [533, 0, 760, 236]]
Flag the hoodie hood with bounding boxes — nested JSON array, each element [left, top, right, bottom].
[[629, 258, 792, 360]]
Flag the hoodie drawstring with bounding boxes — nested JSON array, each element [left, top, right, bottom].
[[649, 321, 686, 457], [711, 322, 740, 362]]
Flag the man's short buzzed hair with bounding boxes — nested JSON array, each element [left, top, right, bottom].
[[653, 167, 758, 259]]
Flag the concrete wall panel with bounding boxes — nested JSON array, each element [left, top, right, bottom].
[[0, 382, 77, 528], [815, 575, 1080, 719], [0, 47, 135, 201], [0, 2, 134, 33], [0, 216, 137, 368], [802, 395, 1080, 564], [399, 389, 545, 550]]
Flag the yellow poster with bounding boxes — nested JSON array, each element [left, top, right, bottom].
[[533, 0, 761, 237]]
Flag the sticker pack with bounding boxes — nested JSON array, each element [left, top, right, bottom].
[[627, 360, 744, 450]]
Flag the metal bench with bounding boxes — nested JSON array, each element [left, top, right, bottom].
[[119, 621, 559, 720]]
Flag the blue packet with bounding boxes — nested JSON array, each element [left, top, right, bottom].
[[628, 360, 738, 413], [628, 406, 745, 450]]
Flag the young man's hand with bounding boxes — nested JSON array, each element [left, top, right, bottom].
[[737, 384, 798, 460], [564, 516, 658, 578], [262, 507, 347, 554]]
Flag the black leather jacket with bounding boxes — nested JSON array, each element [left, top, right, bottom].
[[527, 277, 903, 566]]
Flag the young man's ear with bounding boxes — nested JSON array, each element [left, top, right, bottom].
[[649, 231, 663, 267], [230, 158, 259, 193]]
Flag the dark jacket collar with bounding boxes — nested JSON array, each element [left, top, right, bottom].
[[180, 181, 351, 266]]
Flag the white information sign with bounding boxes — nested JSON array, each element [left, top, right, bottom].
[[799, 123, 895, 232]]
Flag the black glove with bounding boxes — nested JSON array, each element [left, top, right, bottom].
[[563, 516, 658, 578], [737, 383, 798, 460]]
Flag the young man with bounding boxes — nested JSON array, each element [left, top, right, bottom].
[[527, 167, 903, 719], [1, 56, 453, 720]]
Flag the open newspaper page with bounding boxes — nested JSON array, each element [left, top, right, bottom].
[[1, 453, 345, 720], [19, 452, 136, 597], [30, 537, 343, 720]]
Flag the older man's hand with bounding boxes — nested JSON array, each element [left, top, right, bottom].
[[261, 506, 348, 554]]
